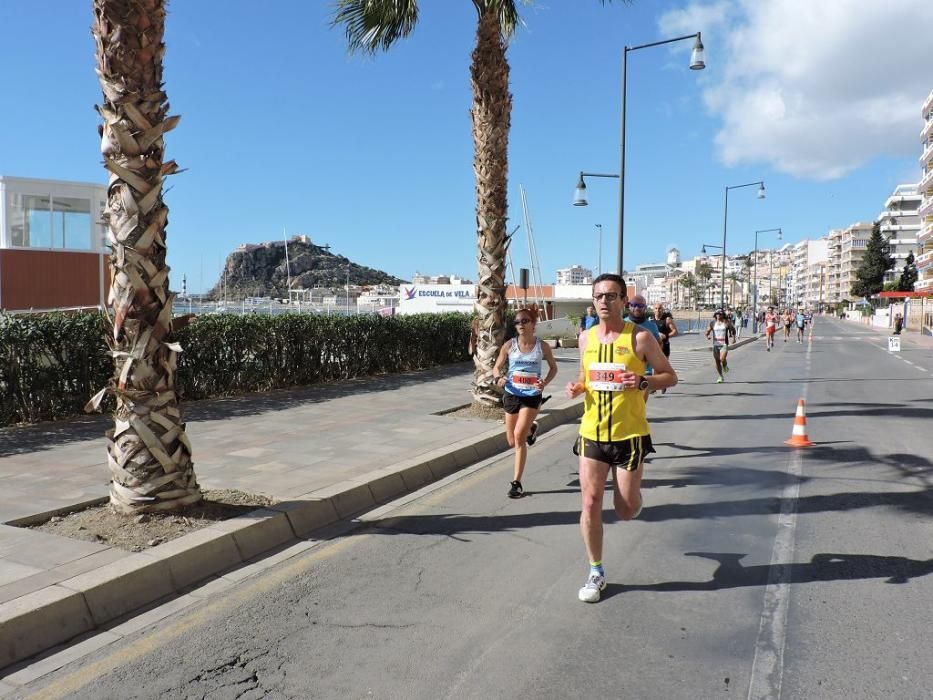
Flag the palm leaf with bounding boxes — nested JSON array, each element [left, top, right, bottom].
[[332, 0, 419, 54]]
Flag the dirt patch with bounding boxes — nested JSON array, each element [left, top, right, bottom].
[[443, 402, 505, 422], [27, 489, 275, 553]]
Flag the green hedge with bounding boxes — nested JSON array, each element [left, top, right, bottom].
[[0, 311, 471, 426]]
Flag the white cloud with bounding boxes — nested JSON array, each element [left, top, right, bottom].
[[660, 0, 933, 180]]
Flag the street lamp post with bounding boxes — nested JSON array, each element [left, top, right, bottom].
[[752, 228, 782, 332], [595, 223, 603, 276], [701, 243, 723, 309], [721, 181, 766, 310], [346, 266, 350, 316], [574, 31, 704, 274]]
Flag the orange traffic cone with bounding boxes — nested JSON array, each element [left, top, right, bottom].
[[784, 399, 814, 447]]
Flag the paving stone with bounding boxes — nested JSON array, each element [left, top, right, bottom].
[[144, 528, 242, 590], [0, 585, 94, 669], [205, 509, 295, 562], [269, 498, 338, 538], [394, 460, 435, 491], [59, 554, 174, 626], [306, 481, 376, 520], [0, 559, 43, 588]]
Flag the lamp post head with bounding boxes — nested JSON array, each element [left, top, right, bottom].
[[757, 182, 766, 199], [573, 174, 588, 206], [701, 245, 707, 254], [778, 229, 782, 240], [689, 34, 705, 70]]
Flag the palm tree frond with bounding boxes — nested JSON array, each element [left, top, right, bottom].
[[469, 0, 522, 39], [331, 0, 419, 54]]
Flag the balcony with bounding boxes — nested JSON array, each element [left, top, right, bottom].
[[920, 198, 933, 219], [924, 89, 933, 119], [917, 249, 933, 267], [920, 220, 933, 242], [880, 222, 921, 234], [920, 168, 933, 193], [921, 141, 933, 166], [915, 276, 933, 292], [924, 116, 933, 142]]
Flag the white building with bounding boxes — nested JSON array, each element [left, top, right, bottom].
[[877, 183, 921, 283], [917, 89, 933, 292], [556, 265, 593, 286], [0, 175, 109, 311], [410, 272, 473, 285]]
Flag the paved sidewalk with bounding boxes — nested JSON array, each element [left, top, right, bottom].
[[836, 315, 933, 348], [1, 352, 588, 670]]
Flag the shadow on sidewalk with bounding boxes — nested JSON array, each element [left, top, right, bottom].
[[0, 362, 473, 457]]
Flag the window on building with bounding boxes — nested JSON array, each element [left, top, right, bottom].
[[7, 192, 94, 250], [52, 197, 92, 250]]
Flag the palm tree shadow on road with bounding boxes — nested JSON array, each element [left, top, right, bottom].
[[608, 551, 933, 595]]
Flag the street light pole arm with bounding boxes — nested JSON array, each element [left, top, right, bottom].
[[726, 181, 764, 192], [627, 32, 701, 52]]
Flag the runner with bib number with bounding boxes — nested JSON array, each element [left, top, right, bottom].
[[492, 307, 558, 499], [564, 274, 678, 603]]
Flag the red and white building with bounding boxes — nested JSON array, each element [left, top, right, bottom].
[[0, 176, 109, 312]]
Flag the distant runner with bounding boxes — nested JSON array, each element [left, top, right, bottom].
[[795, 308, 806, 343], [625, 295, 660, 402], [764, 306, 777, 351], [493, 308, 558, 499], [653, 303, 679, 394], [783, 308, 794, 343], [705, 310, 731, 382]]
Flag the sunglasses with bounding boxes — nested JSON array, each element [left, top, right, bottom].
[[627, 303, 646, 309], [514, 319, 533, 325], [593, 292, 620, 302]]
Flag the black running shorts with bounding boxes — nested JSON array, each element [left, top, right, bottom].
[[503, 392, 543, 414], [572, 434, 655, 471]]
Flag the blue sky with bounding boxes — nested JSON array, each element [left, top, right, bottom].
[[1, 1, 930, 293]]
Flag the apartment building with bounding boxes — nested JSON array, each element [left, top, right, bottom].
[[877, 183, 921, 283], [788, 239, 829, 309], [917, 89, 933, 292], [0, 175, 109, 311], [556, 265, 593, 286], [823, 229, 844, 305], [838, 222, 873, 301]]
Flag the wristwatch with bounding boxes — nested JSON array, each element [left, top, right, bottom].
[[638, 376, 649, 390]]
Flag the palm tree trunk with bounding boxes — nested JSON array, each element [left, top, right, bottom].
[[91, 0, 201, 513], [469, 9, 511, 407]]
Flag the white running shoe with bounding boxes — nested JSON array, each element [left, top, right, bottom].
[[578, 572, 607, 603]]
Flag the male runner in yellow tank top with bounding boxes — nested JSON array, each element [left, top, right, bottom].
[[564, 274, 678, 603]]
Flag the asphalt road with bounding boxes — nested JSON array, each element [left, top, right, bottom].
[[17, 318, 933, 700]]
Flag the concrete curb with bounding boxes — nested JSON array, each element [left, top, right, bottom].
[[0, 398, 584, 670]]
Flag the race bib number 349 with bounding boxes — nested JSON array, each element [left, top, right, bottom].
[[588, 362, 626, 391]]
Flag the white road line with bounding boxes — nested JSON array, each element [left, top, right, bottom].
[[746, 337, 809, 699]]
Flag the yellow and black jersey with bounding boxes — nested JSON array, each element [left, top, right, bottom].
[[579, 323, 650, 442]]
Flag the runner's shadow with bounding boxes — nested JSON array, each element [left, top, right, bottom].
[[616, 551, 933, 593]]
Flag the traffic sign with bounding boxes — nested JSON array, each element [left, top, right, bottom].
[[888, 336, 901, 352]]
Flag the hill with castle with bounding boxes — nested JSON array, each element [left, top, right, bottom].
[[208, 235, 406, 300]]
